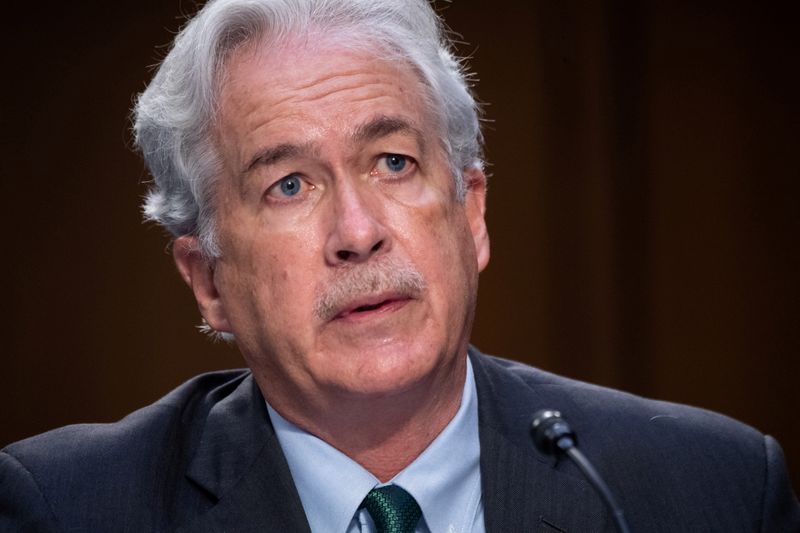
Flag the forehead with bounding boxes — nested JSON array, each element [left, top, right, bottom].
[[215, 38, 438, 161]]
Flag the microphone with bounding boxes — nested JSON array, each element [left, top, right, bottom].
[[531, 410, 632, 533]]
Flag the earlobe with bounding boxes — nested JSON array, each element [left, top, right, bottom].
[[172, 236, 233, 333], [463, 167, 490, 272]]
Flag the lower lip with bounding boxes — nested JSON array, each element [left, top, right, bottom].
[[335, 298, 411, 322]]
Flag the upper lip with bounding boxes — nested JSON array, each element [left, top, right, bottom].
[[333, 292, 410, 319]]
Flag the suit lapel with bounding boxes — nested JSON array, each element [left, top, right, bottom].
[[470, 349, 609, 532], [178, 375, 311, 533], [175, 350, 611, 532]]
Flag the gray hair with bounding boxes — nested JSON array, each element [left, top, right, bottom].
[[133, 0, 483, 258]]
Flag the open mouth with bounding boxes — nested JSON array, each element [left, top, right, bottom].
[[335, 297, 407, 320], [353, 301, 389, 313]]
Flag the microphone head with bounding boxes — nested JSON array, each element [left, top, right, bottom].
[[531, 409, 577, 456]]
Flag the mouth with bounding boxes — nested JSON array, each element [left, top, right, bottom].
[[333, 294, 411, 320]]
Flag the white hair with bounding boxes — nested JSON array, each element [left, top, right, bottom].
[[133, 0, 483, 258]]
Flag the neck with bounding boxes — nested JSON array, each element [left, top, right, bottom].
[[260, 355, 468, 482]]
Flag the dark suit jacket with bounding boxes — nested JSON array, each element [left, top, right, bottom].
[[2, 348, 798, 532]]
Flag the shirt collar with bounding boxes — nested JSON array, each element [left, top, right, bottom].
[[267, 358, 482, 533], [266, 403, 376, 533], [390, 359, 482, 533]]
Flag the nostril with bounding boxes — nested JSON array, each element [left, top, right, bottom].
[[334, 240, 383, 262]]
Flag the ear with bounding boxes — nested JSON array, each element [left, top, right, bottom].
[[463, 166, 490, 272], [172, 235, 233, 333]]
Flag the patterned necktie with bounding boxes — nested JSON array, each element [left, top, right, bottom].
[[360, 485, 422, 533]]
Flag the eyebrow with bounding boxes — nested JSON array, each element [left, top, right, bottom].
[[244, 142, 316, 173], [242, 115, 427, 174], [352, 115, 427, 154]]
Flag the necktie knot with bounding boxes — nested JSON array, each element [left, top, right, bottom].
[[360, 485, 422, 533]]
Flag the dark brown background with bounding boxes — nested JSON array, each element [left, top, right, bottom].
[[3, 1, 798, 490]]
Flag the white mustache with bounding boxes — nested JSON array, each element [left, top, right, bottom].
[[314, 256, 427, 321]]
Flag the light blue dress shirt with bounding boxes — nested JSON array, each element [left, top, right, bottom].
[[267, 359, 485, 533]]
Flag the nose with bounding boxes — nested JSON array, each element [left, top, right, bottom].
[[324, 180, 390, 265]]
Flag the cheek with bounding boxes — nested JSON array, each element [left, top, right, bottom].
[[218, 230, 314, 320], [424, 197, 474, 255], [247, 244, 313, 304], [401, 198, 476, 287], [218, 195, 321, 289]]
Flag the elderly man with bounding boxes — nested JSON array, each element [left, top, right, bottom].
[[1, 0, 798, 531]]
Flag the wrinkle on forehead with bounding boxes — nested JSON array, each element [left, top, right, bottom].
[[220, 37, 404, 116], [225, 48, 417, 134], [220, 30, 432, 117]]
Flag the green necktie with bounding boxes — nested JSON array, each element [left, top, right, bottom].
[[360, 485, 422, 533]]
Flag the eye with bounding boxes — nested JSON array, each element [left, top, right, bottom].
[[384, 154, 407, 173], [371, 153, 417, 179], [265, 173, 311, 200], [278, 174, 301, 196]]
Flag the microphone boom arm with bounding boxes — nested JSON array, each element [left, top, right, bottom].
[[531, 410, 632, 533]]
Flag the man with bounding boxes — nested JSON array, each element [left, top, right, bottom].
[[1, 0, 798, 531]]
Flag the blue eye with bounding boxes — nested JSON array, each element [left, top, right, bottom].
[[278, 174, 301, 196], [264, 173, 316, 203], [384, 154, 407, 173]]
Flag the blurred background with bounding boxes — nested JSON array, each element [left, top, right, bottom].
[[3, 1, 798, 489]]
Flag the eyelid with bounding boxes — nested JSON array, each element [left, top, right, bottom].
[[264, 172, 314, 201], [371, 153, 418, 177]]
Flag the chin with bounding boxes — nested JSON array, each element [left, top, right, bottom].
[[322, 340, 443, 396]]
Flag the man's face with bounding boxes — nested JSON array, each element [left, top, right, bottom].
[[177, 39, 489, 418]]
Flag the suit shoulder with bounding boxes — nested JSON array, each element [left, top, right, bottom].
[[472, 351, 800, 529], [2, 369, 250, 482], [0, 369, 271, 530], [474, 351, 764, 452]]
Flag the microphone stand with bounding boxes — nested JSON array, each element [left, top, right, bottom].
[[531, 410, 632, 533]]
